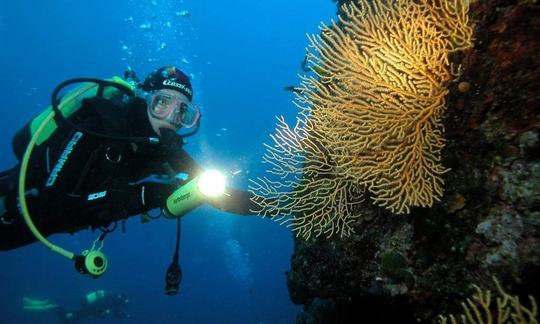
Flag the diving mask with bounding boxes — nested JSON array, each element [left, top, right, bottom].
[[149, 90, 200, 128]]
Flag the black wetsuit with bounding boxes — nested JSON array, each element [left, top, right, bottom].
[[0, 96, 253, 250]]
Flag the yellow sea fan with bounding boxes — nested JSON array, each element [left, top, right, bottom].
[[437, 277, 538, 324], [250, 0, 474, 238], [298, 0, 473, 214], [249, 116, 364, 239]]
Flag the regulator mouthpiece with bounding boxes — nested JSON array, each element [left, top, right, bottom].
[[74, 250, 108, 278]]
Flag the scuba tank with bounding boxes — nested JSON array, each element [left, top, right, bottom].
[[12, 76, 137, 160]]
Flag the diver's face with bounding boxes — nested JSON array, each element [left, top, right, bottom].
[[147, 89, 190, 136]]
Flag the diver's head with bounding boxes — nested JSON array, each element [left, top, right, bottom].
[[141, 66, 200, 136]]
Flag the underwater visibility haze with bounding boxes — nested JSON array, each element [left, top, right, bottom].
[[0, 0, 335, 323], [1, 0, 539, 323]]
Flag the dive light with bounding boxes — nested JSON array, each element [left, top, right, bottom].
[[164, 170, 226, 218]]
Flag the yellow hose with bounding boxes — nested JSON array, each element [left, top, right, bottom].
[[17, 83, 100, 260], [18, 110, 75, 259]]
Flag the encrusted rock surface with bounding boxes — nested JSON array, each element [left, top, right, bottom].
[[288, 1, 540, 322]]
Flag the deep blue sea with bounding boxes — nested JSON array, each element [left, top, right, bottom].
[[0, 1, 336, 323]]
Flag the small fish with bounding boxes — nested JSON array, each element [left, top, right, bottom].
[[220, 127, 228, 131], [301, 54, 309, 72], [232, 169, 242, 176], [175, 10, 190, 17], [139, 23, 152, 31], [181, 57, 191, 64], [121, 46, 132, 56], [284, 86, 303, 94], [157, 42, 167, 51]]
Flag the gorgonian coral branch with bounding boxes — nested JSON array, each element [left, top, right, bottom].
[[250, 0, 474, 238]]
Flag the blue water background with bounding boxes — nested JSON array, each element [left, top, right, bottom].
[[0, 1, 336, 323]]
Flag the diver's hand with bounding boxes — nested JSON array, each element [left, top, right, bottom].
[[159, 128, 184, 155], [206, 188, 259, 215], [141, 182, 177, 209]]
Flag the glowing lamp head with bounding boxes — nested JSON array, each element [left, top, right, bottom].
[[197, 170, 226, 197]]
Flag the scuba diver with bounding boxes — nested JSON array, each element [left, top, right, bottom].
[[0, 66, 260, 285], [23, 290, 130, 323]]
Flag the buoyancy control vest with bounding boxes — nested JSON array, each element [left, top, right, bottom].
[[14, 76, 145, 275], [12, 77, 137, 160]]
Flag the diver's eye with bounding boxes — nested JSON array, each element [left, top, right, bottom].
[[155, 95, 174, 107], [179, 102, 188, 112]]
